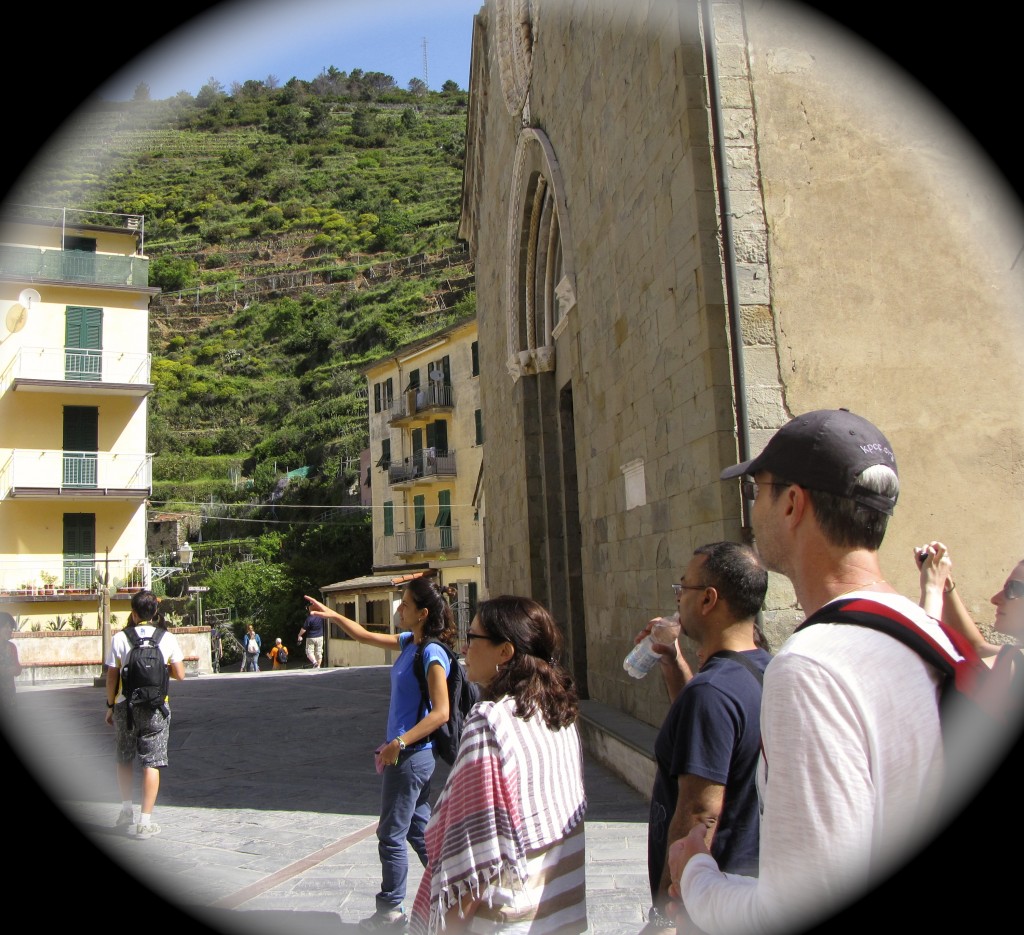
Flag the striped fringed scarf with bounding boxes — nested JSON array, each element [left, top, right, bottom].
[[410, 696, 586, 934]]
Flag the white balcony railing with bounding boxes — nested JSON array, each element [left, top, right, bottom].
[[0, 556, 151, 594], [0, 449, 153, 496], [0, 346, 152, 393]]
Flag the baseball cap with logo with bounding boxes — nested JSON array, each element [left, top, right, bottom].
[[720, 408, 898, 514]]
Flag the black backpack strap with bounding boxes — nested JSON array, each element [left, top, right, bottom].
[[413, 639, 456, 717], [708, 649, 766, 686], [797, 597, 959, 679]]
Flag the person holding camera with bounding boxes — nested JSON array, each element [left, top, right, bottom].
[[915, 540, 1024, 661]]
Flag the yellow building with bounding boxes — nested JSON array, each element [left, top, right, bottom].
[[320, 317, 484, 666], [0, 206, 157, 662]]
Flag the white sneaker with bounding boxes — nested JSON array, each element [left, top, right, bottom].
[[134, 822, 161, 838], [115, 808, 134, 828]]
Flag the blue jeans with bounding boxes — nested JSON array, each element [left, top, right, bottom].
[[376, 747, 434, 911]]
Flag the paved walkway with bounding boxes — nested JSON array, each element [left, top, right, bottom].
[[8, 667, 1017, 935], [6, 667, 652, 935]]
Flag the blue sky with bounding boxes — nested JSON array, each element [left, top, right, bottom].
[[97, 0, 481, 101]]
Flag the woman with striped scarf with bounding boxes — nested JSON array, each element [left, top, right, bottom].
[[411, 595, 588, 934]]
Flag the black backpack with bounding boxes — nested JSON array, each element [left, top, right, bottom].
[[413, 638, 480, 765], [277, 646, 288, 664], [121, 627, 170, 730]]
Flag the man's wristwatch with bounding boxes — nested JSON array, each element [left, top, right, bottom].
[[395, 736, 407, 751], [648, 906, 675, 929], [106, 701, 115, 709]]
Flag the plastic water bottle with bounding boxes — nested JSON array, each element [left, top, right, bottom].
[[623, 613, 681, 678]]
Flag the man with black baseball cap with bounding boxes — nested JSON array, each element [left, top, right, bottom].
[[667, 409, 961, 934]]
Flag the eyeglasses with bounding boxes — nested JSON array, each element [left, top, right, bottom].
[[1001, 580, 1024, 601], [465, 632, 503, 643], [740, 479, 790, 500], [672, 583, 706, 597]]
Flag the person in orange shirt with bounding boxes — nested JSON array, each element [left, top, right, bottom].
[[268, 637, 288, 669]]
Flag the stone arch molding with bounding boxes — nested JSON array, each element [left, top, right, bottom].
[[505, 127, 577, 381], [495, 0, 535, 120]]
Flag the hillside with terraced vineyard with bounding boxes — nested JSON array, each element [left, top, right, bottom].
[[3, 74, 474, 626]]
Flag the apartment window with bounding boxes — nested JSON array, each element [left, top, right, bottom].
[[426, 419, 448, 452], [376, 438, 391, 469], [384, 377, 394, 408], [471, 341, 479, 376], [414, 495, 426, 550], [383, 500, 394, 536], [65, 306, 102, 381], [436, 489, 452, 549], [63, 513, 96, 589], [475, 409, 483, 445]]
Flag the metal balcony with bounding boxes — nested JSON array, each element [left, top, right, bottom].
[[0, 245, 149, 288], [388, 449, 457, 487], [388, 383, 454, 424], [393, 524, 459, 555], [1, 346, 153, 395], [0, 556, 150, 595], [0, 449, 153, 499]]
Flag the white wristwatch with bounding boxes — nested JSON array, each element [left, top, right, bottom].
[[395, 736, 407, 751]]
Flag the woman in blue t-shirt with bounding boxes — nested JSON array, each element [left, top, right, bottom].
[[304, 578, 454, 931]]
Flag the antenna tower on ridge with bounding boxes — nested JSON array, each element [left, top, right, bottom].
[[422, 37, 429, 90]]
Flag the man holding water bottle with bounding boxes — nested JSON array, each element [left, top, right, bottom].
[[639, 541, 770, 933]]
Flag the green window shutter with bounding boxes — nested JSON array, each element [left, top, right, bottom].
[[63, 406, 98, 487], [65, 306, 102, 380], [414, 495, 426, 549], [471, 342, 479, 376], [383, 501, 394, 536], [436, 490, 452, 549], [441, 354, 451, 382], [433, 419, 448, 452], [385, 377, 393, 406], [475, 409, 483, 445], [435, 489, 451, 527], [63, 406, 98, 450], [412, 428, 423, 456], [63, 513, 96, 588], [374, 383, 381, 413]]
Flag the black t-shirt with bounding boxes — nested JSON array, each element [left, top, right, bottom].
[[648, 649, 771, 902]]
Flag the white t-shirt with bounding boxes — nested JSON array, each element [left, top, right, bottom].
[[106, 625, 184, 702], [680, 591, 953, 934]]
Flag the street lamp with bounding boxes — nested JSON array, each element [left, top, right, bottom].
[[178, 541, 194, 569]]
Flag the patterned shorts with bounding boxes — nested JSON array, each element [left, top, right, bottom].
[[112, 700, 171, 768]]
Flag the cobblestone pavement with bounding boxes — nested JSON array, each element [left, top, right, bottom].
[[7, 666, 1018, 935], [6, 667, 652, 935]]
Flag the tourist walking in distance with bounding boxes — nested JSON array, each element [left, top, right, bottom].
[[104, 592, 185, 838]]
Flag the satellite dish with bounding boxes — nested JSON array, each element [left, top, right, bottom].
[[18, 288, 40, 310], [430, 369, 444, 382], [4, 304, 27, 335]]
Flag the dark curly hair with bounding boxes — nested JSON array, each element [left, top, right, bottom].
[[476, 595, 578, 730], [405, 577, 456, 649]]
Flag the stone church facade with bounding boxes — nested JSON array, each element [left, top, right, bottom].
[[461, 0, 1024, 730]]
